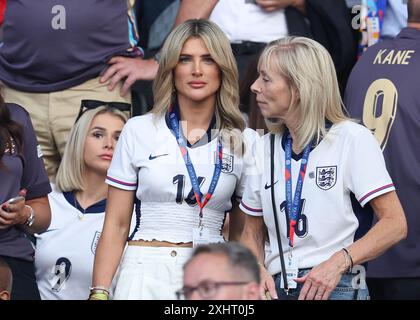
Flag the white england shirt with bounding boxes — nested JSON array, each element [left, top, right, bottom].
[[106, 113, 258, 243], [240, 121, 395, 275], [35, 187, 106, 300]]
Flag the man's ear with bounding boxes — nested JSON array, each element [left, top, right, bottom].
[[0, 290, 11, 300]]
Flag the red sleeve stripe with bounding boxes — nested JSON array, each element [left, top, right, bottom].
[[106, 176, 137, 187], [358, 184, 394, 203], [240, 201, 263, 213]]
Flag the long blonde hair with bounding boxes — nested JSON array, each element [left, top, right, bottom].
[[152, 19, 245, 154], [259, 37, 349, 150]]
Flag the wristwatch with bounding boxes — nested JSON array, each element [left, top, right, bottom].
[[24, 205, 35, 227]]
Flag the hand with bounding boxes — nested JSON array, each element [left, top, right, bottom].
[[258, 264, 278, 300], [294, 252, 346, 300], [0, 189, 29, 229], [100, 57, 159, 97], [255, 0, 305, 12]]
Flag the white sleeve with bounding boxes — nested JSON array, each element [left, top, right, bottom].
[[346, 126, 395, 207], [106, 120, 138, 191], [235, 129, 259, 201], [239, 133, 264, 216]]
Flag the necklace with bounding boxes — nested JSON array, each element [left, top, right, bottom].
[[74, 193, 86, 221]]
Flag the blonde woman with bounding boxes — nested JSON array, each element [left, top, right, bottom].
[[91, 19, 258, 300], [35, 105, 128, 299], [239, 37, 407, 300]]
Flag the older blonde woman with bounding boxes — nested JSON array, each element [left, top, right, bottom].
[[91, 19, 257, 300], [239, 37, 407, 300]]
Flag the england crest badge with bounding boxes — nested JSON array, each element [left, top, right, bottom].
[[215, 151, 234, 173], [316, 166, 337, 190]]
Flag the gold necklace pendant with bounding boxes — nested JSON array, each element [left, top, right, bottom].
[[74, 194, 85, 221]]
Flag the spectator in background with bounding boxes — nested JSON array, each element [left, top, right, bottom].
[[0, 98, 51, 300], [35, 104, 128, 300], [0, 0, 5, 42], [382, 0, 408, 39], [0, 0, 154, 180], [346, 0, 408, 56], [177, 242, 260, 300], [0, 257, 12, 300], [345, 0, 420, 300], [129, 0, 181, 115]]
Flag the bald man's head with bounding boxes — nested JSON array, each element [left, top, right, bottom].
[[0, 258, 12, 300], [408, 0, 420, 23]]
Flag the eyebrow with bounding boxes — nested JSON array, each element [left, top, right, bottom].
[[179, 53, 213, 58], [91, 127, 122, 134], [91, 127, 106, 131]]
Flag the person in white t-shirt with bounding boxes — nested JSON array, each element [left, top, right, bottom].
[[90, 19, 258, 300], [35, 105, 128, 300], [239, 36, 407, 300]]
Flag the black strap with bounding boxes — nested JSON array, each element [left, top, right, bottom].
[[270, 134, 288, 292]]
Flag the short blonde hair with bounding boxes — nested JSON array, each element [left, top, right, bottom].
[[259, 37, 348, 150], [55, 107, 128, 192], [152, 19, 245, 154]]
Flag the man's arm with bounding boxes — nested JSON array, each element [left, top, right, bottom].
[[175, 0, 219, 26], [256, 0, 306, 13]]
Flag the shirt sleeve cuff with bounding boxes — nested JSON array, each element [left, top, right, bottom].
[[358, 183, 395, 207], [239, 200, 263, 217], [25, 181, 52, 200], [106, 175, 137, 191]]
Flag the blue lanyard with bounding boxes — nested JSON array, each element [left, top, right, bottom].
[[168, 108, 223, 222], [284, 133, 311, 248]]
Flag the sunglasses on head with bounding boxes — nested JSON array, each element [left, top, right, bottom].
[[74, 99, 132, 123]]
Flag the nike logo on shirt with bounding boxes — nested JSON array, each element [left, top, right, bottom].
[[149, 153, 169, 160], [264, 180, 279, 189]]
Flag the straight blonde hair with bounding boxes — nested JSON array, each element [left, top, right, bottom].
[[152, 19, 245, 155], [56, 107, 128, 192], [259, 37, 349, 150]]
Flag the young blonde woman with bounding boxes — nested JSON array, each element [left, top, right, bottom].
[[91, 19, 258, 300], [35, 105, 128, 299], [239, 37, 407, 300]]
